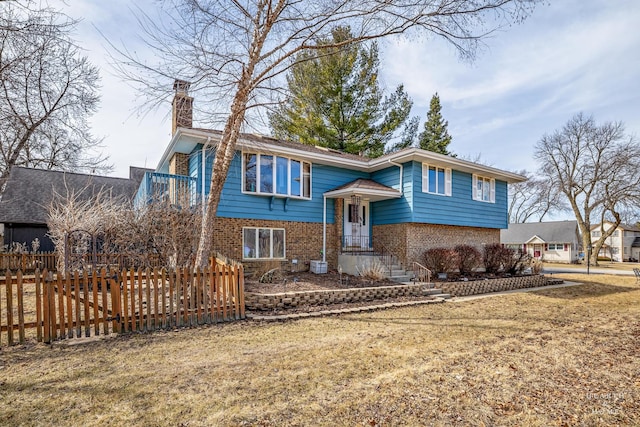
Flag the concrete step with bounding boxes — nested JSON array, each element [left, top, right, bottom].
[[389, 275, 411, 283], [431, 293, 451, 299]]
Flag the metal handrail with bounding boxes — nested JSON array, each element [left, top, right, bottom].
[[411, 262, 432, 285], [372, 241, 404, 276]]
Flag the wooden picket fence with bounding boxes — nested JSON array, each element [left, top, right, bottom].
[[0, 252, 170, 272], [0, 264, 245, 346]]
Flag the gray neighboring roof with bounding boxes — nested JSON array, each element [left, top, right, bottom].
[[500, 221, 580, 244], [0, 166, 151, 225], [590, 222, 640, 232]]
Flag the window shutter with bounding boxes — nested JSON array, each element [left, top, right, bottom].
[[490, 179, 496, 203], [445, 169, 452, 196], [545, 244, 548, 251], [564, 244, 568, 251]]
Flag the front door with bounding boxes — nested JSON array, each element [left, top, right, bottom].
[[343, 200, 370, 248]]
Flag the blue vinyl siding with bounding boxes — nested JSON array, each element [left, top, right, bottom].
[[370, 162, 413, 225], [189, 146, 367, 223], [186, 148, 508, 229], [411, 162, 507, 229]]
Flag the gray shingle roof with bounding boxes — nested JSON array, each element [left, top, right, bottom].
[[328, 178, 398, 193], [500, 221, 580, 244], [191, 128, 367, 162], [0, 166, 151, 225]]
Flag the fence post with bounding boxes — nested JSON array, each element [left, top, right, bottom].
[[5, 269, 13, 346], [35, 269, 43, 342], [238, 265, 245, 319], [110, 272, 122, 334], [43, 270, 51, 344], [17, 270, 25, 344]]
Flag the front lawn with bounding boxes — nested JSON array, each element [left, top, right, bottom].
[[1, 274, 638, 426]]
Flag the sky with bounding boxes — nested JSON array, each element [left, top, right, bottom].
[[55, 0, 640, 180]]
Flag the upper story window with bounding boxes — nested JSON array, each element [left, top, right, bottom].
[[473, 175, 495, 203], [422, 164, 451, 196], [243, 153, 311, 199], [592, 230, 601, 237], [612, 230, 619, 237]]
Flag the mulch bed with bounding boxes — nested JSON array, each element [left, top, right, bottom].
[[244, 270, 400, 294], [244, 270, 438, 316]]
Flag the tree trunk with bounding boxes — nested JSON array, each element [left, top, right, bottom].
[[194, 80, 251, 268]]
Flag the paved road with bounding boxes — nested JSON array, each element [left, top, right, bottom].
[[542, 265, 636, 276]]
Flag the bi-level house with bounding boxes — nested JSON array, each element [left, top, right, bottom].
[[135, 81, 525, 276], [591, 222, 640, 262]]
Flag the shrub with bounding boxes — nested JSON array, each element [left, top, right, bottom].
[[454, 244, 481, 275], [531, 258, 543, 274], [424, 247, 458, 274], [483, 243, 506, 274], [356, 260, 387, 281], [483, 244, 531, 275], [504, 249, 531, 275]]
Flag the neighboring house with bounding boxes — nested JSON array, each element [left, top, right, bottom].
[[0, 166, 150, 252], [135, 81, 525, 274], [500, 220, 582, 263], [590, 222, 640, 262]]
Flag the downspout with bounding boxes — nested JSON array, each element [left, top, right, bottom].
[[322, 196, 327, 263], [201, 137, 212, 212], [388, 159, 403, 194]]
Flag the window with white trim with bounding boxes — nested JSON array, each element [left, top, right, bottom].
[[547, 243, 561, 250], [473, 174, 495, 203], [243, 227, 285, 259], [422, 164, 451, 196], [243, 153, 311, 199]]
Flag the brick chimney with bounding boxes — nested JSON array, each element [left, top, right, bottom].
[[171, 79, 193, 134]]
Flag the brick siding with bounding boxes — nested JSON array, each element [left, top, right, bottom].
[[211, 217, 338, 274], [169, 152, 190, 176], [373, 223, 499, 266]]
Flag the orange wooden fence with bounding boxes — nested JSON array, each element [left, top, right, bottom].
[[0, 265, 245, 346]]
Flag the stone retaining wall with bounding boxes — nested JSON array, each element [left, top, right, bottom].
[[245, 275, 556, 311], [246, 283, 426, 311], [439, 274, 549, 297]]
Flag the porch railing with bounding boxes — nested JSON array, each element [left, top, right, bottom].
[[411, 262, 432, 286], [341, 236, 372, 253], [134, 172, 198, 208], [372, 241, 404, 277]]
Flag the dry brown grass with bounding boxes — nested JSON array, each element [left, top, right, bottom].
[[1, 274, 639, 426]]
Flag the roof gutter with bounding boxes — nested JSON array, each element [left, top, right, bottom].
[[201, 137, 212, 211]]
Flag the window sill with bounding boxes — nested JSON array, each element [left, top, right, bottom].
[[242, 190, 311, 200]]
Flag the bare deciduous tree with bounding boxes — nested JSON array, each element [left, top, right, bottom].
[[535, 113, 640, 265], [508, 169, 565, 223], [112, 0, 543, 267], [0, 1, 110, 188], [48, 186, 202, 271]]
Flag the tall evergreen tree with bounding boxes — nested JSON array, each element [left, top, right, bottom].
[[269, 26, 417, 158], [418, 93, 453, 155]]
